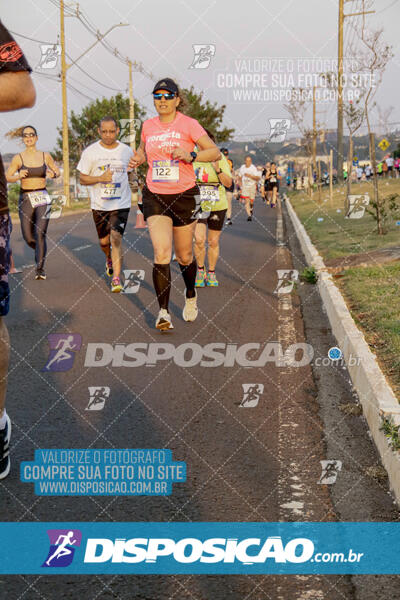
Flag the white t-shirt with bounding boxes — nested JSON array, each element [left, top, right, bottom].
[[239, 164, 259, 187], [386, 157, 394, 168], [77, 141, 133, 211]]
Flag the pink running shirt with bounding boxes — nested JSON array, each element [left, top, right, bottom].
[[141, 112, 206, 194]]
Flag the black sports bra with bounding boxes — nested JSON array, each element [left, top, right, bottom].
[[19, 152, 47, 178]]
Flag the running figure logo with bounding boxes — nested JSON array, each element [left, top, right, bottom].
[[44, 194, 67, 220], [123, 270, 145, 294], [86, 386, 110, 411], [274, 270, 298, 294], [42, 334, 82, 372], [42, 529, 82, 568], [119, 118, 142, 144], [268, 119, 291, 143], [318, 460, 342, 484], [37, 44, 61, 69], [345, 194, 370, 219], [240, 384, 264, 408], [189, 44, 216, 69]]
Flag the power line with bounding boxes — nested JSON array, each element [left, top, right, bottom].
[[10, 29, 126, 93], [378, 0, 399, 13]]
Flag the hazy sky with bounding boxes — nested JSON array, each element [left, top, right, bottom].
[[1, 0, 399, 156]]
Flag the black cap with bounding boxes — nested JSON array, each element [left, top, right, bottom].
[[152, 78, 179, 95], [221, 147, 229, 154]]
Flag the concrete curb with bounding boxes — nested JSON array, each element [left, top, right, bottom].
[[284, 195, 400, 503]]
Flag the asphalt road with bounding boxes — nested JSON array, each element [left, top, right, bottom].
[[1, 196, 399, 599]]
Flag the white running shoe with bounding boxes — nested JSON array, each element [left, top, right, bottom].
[[182, 290, 198, 322], [156, 309, 174, 331]]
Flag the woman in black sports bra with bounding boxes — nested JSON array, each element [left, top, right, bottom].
[[6, 125, 60, 279], [265, 162, 280, 208]]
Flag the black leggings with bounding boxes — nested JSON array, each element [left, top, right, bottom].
[[19, 190, 50, 270]]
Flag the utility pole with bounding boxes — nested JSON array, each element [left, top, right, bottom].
[[337, 0, 344, 184], [59, 4, 128, 206], [337, 0, 375, 184], [60, 0, 70, 206], [128, 60, 135, 152], [127, 60, 139, 201], [312, 86, 317, 175]]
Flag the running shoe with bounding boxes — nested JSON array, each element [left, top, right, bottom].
[[206, 272, 219, 287], [225, 218, 232, 226], [182, 290, 198, 322], [156, 308, 174, 331], [0, 414, 11, 480], [35, 268, 46, 280], [106, 258, 113, 277], [195, 268, 206, 287], [111, 276, 123, 293], [247, 216, 252, 221]]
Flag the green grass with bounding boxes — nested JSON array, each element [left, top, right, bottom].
[[289, 179, 400, 402], [337, 263, 400, 397], [288, 178, 400, 261]]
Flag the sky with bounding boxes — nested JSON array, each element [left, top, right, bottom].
[[1, 0, 400, 156]]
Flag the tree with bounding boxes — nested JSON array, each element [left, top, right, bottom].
[[180, 86, 234, 142], [356, 2, 393, 234], [344, 95, 365, 202], [53, 94, 147, 171]]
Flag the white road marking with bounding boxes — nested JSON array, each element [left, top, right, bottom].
[[72, 244, 92, 252]]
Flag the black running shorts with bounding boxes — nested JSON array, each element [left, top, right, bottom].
[[197, 209, 227, 231], [141, 185, 200, 227], [92, 208, 130, 239]]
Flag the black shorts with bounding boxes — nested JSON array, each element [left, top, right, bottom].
[[92, 208, 130, 239], [142, 185, 200, 227], [198, 209, 227, 231], [0, 214, 12, 317]]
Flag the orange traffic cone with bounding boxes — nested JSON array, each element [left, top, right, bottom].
[[135, 206, 147, 229]]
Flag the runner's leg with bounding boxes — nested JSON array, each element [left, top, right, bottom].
[[0, 317, 9, 419], [174, 221, 197, 298], [33, 204, 49, 270], [18, 193, 36, 251], [207, 229, 222, 271], [226, 191, 232, 220], [110, 230, 122, 279], [194, 222, 207, 269], [148, 215, 173, 310]]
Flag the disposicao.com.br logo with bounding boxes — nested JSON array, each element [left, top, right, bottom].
[[84, 342, 314, 368], [83, 536, 364, 566]]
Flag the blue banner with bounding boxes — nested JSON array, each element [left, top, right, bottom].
[[0, 522, 400, 574]]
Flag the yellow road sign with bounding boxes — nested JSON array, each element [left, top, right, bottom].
[[378, 138, 390, 151]]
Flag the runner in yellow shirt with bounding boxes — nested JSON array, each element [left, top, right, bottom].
[[193, 130, 232, 287]]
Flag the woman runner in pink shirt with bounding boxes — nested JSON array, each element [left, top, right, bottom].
[[130, 78, 220, 330]]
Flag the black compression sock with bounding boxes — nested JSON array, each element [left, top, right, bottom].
[[153, 263, 171, 310], [179, 260, 197, 298]]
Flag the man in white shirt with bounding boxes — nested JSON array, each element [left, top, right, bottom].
[[239, 155, 260, 221], [386, 155, 394, 178], [77, 116, 133, 293]]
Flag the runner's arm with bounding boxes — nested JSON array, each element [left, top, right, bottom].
[[45, 153, 60, 178], [171, 134, 220, 164], [213, 159, 232, 188], [0, 71, 35, 111], [79, 171, 112, 185], [6, 154, 25, 182], [129, 140, 146, 169]]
